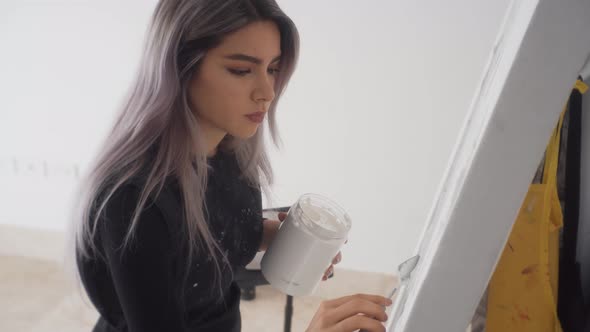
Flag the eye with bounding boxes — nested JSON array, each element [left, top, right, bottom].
[[228, 69, 251, 76], [268, 68, 280, 75]]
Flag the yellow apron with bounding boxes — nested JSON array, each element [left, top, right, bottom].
[[485, 105, 566, 332], [485, 79, 588, 332]]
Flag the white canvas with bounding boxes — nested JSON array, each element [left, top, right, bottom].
[[387, 0, 590, 331]]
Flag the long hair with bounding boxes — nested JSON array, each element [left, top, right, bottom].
[[65, 0, 299, 304]]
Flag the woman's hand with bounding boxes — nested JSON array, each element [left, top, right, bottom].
[[323, 235, 347, 281], [322, 249, 343, 281], [306, 294, 392, 332]]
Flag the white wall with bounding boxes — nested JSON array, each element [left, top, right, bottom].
[[0, 0, 158, 229], [0, 0, 510, 274]]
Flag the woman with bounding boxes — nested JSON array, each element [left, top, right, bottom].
[[70, 1, 392, 331]]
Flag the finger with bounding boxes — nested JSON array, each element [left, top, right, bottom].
[[324, 294, 392, 309], [322, 265, 334, 281], [278, 212, 288, 221], [327, 298, 388, 325], [336, 315, 386, 332], [332, 252, 342, 264]]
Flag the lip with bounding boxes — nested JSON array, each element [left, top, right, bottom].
[[245, 112, 266, 124]]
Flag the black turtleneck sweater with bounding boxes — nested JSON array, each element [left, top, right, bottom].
[[77, 150, 264, 332]]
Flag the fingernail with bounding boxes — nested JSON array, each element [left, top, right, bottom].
[[386, 299, 393, 305]]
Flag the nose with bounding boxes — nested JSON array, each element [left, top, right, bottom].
[[252, 74, 276, 104]]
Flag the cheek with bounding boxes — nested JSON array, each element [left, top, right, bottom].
[[189, 70, 251, 124], [221, 79, 249, 101], [211, 80, 250, 117]]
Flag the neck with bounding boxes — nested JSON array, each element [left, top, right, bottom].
[[207, 146, 218, 157], [198, 119, 226, 158]]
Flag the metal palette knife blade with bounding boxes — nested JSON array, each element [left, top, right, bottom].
[[387, 254, 420, 300]]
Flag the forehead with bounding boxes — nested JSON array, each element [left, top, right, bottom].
[[210, 21, 281, 60]]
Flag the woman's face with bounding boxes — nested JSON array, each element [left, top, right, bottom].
[[188, 20, 282, 144]]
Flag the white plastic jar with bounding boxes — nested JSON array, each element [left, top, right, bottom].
[[261, 193, 352, 296]]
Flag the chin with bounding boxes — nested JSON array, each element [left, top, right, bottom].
[[230, 128, 259, 140]]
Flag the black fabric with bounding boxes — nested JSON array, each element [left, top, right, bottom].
[[77, 149, 264, 332], [558, 82, 589, 332]]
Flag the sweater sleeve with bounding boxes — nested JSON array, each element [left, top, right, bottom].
[[99, 185, 186, 332]]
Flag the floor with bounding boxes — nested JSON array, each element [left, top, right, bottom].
[[0, 253, 398, 332]]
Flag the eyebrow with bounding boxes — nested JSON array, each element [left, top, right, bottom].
[[223, 53, 281, 65]]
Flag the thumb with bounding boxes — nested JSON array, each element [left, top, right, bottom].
[[278, 212, 288, 221]]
